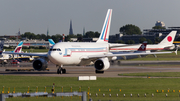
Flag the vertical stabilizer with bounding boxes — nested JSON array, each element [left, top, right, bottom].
[[0, 39, 5, 55], [48, 39, 55, 47], [158, 31, 177, 45], [96, 9, 112, 43], [138, 41, 147, 51], [14, 41, 23, 53]]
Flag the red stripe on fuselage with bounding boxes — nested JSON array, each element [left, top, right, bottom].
[[63, 50, 108, 57], [110, 48, 165, 51]]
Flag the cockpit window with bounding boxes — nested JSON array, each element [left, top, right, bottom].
[[49, 48, 61, 51], [57, 48, 61, 51]]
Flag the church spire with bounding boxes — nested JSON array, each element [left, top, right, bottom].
[[69, 20, 73, 35]]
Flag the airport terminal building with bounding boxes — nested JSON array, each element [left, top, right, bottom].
[[4, 39, 49, 48]]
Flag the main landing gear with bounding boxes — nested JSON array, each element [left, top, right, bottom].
[[57, 65, 66, 74]]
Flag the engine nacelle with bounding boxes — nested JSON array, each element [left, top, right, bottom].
[[33, 58, 48, 70], [94, 57, 110, 71]]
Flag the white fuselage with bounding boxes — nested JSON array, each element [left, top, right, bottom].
[[48, 42, 109, 66], [0, 53, 10, 60], [110, 44, 174, 52]]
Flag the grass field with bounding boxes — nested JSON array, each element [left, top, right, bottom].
[[1, 75, 180, 101], [128, 50, 180, 61], [119, 72, 180, 77]]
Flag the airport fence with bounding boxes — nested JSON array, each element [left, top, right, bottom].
[[2, 86, 180, 101]]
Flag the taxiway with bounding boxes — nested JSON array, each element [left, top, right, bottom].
[[0, 61, 179, 77]]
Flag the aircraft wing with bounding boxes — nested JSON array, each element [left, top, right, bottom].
[[3, 52, 48, 57], [80, 51, 173, 60]]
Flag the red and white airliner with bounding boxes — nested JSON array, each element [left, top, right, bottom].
[[110, 31, 177, 52]]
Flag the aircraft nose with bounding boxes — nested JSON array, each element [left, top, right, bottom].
[[48, 51, 59, 64]]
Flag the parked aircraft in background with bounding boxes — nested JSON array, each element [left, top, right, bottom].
[[110, 31, 177, 52], [112, 41, 150, 60], [0, 41, 23, 63], [110, 31, 177, 60], [4, 9, 175, 74], [0, 38, 5, 57]]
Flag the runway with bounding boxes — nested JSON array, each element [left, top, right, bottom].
[[0, 61, 180, 77]]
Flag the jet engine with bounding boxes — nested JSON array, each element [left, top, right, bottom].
[[94, 57, 110, 71], [33, 58, 48, 70]]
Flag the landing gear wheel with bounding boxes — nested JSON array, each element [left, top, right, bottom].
[[59, 69, 63, 74], [57, 65, 66, 74], [95, 70, 104, 74], [57, 68, 63, 74], [62, 69, 66, 74], [57, 69, 59, 74]]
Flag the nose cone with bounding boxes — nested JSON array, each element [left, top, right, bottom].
[[48, 51, 59, 64]]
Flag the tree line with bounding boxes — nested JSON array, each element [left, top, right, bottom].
[[12, 24, 170, 44], [20, 31, 100, 43]]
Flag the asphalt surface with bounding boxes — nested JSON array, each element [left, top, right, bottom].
[[0, 61, 180, 77]]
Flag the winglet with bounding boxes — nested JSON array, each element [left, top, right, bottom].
[[138, 41, 147, 51], [158, 31, 177, 45], [96, 9, 112, 43]]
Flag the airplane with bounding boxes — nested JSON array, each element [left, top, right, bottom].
[[48, 31, 176, 60], [8, 41, 40, 61], [110, 31, 177, 52], [0, 41, 23, 63], [48, 31, 176, 52], [111, 41, 151, 60], [4, 9, 175, 74]]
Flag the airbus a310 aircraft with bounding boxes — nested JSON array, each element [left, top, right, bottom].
[[5, 9, 175, 74], [48, 31, 177, 60]]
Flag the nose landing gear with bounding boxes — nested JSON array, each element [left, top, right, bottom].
[[57, 65, 66, 74]]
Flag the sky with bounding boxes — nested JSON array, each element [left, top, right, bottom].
[[0, 0, 180, 36]]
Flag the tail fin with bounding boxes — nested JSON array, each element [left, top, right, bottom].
[[0, 39, 5, 55], [96, 9, 112, 43], [138, 41, 147, 51], [14, 41, 23, 53], [48, 39, 55, 47], [158, 31, 177, 45]]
